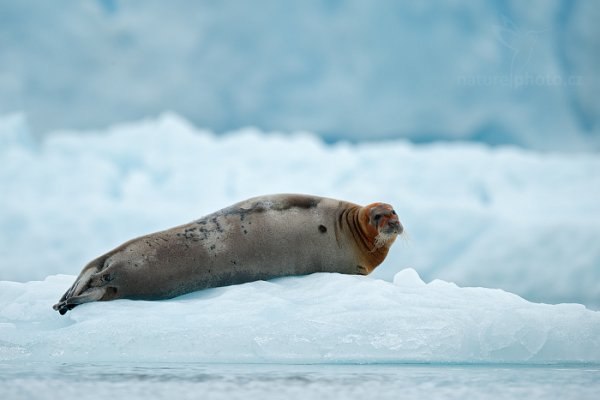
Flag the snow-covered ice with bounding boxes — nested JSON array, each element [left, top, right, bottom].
[[1, 112, 600, 308], [1, 269, 598, 364]]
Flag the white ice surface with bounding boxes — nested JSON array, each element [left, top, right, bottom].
[[1, 113, 600, 308], [1, 270, 598, 364]]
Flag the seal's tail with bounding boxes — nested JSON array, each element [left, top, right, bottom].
[[53, 259, 107, 315]]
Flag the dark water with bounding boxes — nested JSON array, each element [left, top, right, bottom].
[[1, 362, 599, 400]]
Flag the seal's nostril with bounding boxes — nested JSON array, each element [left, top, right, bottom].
[[397, 222, 404, 234], [387, 219, 403, 234]]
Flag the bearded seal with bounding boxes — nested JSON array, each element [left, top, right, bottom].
[[53, 194, 403, 314]]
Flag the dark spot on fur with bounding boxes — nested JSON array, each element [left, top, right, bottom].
[[210, 244, 216, 250], [318, 225, 327, 233], [250, 204, 267, 213], [223, 197, 319, 220], [225, 204, 266, 220], [276, 196, 320, 211], [244, 229, 248, 234], [104, 287, 118, 299], [231, 260, 237, 265], [212, 217, 224, 233]]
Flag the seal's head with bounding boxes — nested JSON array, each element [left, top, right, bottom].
[[360, 202, 403, 250]]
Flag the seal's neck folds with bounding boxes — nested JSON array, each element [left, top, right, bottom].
[[349, 206, 396, 273]]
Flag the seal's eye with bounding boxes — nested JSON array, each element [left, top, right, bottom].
[[374, 214, 381, 222]]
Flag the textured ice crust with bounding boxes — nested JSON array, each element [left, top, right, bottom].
[[0, 270, 598, 364]]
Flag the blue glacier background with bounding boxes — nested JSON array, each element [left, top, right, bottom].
[[1, 0, 599, 150]]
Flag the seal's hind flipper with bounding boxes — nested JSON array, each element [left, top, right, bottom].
[[53, 258, 106, 315], [53, 287, 107, 314]]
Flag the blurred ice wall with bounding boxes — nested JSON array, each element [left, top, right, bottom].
[[0, 0, 599, 150]]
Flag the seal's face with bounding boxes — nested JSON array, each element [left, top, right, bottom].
[[363, 203, 403, 249]]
